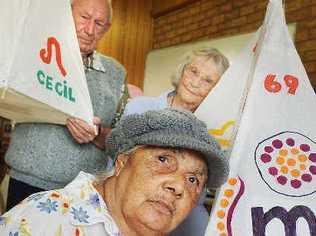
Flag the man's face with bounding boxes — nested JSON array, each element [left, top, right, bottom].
[[114, 146, 208, 234], [71, 0, 111, 56]]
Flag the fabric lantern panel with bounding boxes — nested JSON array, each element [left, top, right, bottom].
[[0, 0, 94, 125], [196, 0, 316, 235]]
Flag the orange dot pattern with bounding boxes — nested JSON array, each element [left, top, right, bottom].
[[217, 222, 225, 231], [220, 199, 229, 208], [291, 148, 299, 155], [216, 177, 239, 235], [291, 169, 300, 178], [279, 149, 288, 156], [262, 137, 315, 191], [300, 164, 306, 170], [273, 146, 307, 180], [217, 210, 225, 219], [280, 166, 288, 174], [224, 189, 234, 198], [228, 178, 237, 186], [287, 158, 296, 166], [276, 156, 285, 165], [298, 154, 307, 162]]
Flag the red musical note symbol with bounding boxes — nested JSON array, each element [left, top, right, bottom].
[[39, 37, 67, 77]]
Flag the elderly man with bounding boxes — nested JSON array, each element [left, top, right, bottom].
[[0, 109, 228, 235], [5, 0, 127, 209]]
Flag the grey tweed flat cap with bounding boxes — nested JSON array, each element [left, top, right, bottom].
[[106, 108, 229, 188]]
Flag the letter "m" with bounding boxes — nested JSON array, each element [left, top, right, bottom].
[[251, 206, 316, 236]]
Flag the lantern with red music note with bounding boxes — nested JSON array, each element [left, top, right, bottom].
[[0, 0, 93, 125]]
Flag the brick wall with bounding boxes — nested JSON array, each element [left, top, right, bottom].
[[153, 0, 316, 88]]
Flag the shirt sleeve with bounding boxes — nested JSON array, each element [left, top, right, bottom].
[[124, 96, 163, 116], [123, 97, 146, 116]]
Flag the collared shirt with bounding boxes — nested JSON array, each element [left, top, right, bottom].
[[84, 51, 128, 127], [83, 51, 107, 73], [0, 172, 121, 236]]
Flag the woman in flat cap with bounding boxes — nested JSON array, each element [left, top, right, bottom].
[[0, 109, 228, 236]]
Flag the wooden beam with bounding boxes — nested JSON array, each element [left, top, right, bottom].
[[151, 0, 199, 18], [97, 0, 153, 89]]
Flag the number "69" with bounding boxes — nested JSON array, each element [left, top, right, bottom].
[[264, 74, 299, 95]]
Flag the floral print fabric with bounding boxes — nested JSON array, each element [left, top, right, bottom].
[[0, 172, 121, 236]]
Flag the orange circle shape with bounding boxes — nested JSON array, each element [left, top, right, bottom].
[[220, 199, 229, 208], [279, 149, 288, 156], [228, 178, 237, 186], [298, 154, 307, 162], [217, 222, 225, 231], [287, 158, 296, 166], [280, 166, 289, 174], [291, 148, 299, 155], [291, 169, 300, 178], [224, 189, 234, 198], [276, 156, 285, 165], [217, 210, 225, 219]]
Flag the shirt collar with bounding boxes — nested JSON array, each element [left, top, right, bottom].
[[83, 51, 106, 73], [67, 172, 121, 235]]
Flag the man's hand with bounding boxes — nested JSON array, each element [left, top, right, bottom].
[[66, 117, 101, 144], [93, 126, 112, 150]]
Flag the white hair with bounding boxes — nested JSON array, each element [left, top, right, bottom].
[[171, 47, 230, 88], [71, 0, 113, 24]]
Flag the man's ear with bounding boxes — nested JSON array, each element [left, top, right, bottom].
[[114, 154, 129, 176]]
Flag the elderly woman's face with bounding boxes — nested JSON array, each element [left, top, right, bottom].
[[114, 146, 207, 234], [177, 56, 220, 109]]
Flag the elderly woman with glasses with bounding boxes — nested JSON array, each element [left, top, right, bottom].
[[124, 47, 229, 236], [124, 47, 229, 115]]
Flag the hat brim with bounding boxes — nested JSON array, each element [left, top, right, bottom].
[[133, 130, 228, 189]]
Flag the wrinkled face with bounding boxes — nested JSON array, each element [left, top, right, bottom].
[[177, 56, 221, 110], [114, 146, 208, 234], [72, 0, 111, 56]]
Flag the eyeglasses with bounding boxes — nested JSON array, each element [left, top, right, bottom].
[[183, 64, 215, 86]]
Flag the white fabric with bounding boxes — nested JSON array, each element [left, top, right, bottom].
[[0, 0, 93, 125], [197, 0, 316, 235]]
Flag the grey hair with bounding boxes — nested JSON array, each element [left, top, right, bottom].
[[95, 145, 143, 183], [71, 0, 113, 24], [171, 47, 229, 89]]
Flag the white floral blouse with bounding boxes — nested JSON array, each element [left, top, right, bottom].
[[0, 172, 121, 236]]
